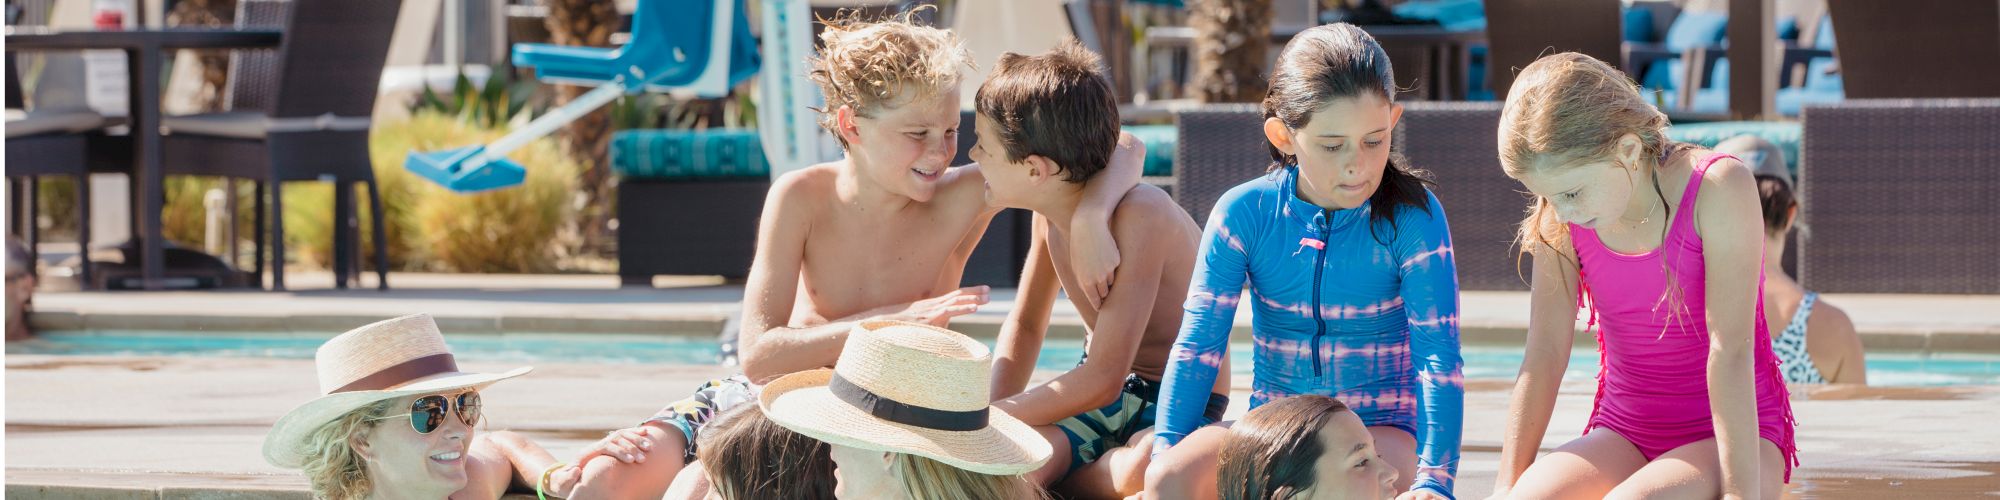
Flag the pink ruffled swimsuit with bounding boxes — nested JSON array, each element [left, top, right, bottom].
[[1570, 152, 1799, 480]]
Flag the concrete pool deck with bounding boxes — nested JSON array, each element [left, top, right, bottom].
[[7, 355, 2000, 499], [10, 272, 2000, 497], [21, 272, 2000, 353]]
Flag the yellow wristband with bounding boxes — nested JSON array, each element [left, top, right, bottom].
[[537, 461, 568, 500]]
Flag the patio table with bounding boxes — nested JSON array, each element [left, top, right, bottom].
[[6, 27, 281, 290]]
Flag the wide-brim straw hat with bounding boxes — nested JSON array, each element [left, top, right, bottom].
[[759, 320, 1051, 476], [263, 314, 530, 468]]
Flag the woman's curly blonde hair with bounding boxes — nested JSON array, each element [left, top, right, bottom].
[[808, 8, 972, 148], [299, 399, 399, 500]]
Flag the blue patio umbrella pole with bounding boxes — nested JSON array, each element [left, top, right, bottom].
[[404, 0, 759, 193]]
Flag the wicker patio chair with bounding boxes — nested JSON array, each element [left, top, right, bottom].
[[157, 0, 401, 290], [1797, 99, 2000, 294]]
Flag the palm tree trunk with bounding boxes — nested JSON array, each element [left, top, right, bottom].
[[1189, 0, 1272, 103], [542, 0, 619, 256]]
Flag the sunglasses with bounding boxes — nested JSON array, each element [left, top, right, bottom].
[[374, 391, 482, 434]]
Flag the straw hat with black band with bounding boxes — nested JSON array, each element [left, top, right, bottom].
[[264, 314, 531, 468], [759, 320, 1052, 475]]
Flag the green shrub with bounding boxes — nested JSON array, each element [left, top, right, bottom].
[[372, 111, 579, 273], [154, 111, 579, 273]]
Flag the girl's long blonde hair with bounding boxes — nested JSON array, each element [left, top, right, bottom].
[[1499, 52, 1673, 260], [888, 452, 1050, 500], [1498, 52, 1692, 327], [298, 399, 399, 500]]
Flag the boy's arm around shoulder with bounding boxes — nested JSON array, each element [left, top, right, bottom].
[[992, 191, 1175, 426]]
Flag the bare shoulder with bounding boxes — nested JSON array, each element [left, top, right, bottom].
[[1690, 152, 1759, 233], [764, 163, 841, 221], [1806, 298, 1858, 337], [1697, 152, 1757, 194], [772, 162, 840, 198], [1110, 185, 1189, 239]]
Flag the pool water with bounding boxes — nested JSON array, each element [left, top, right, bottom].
[[11, 330, 2000, 386]]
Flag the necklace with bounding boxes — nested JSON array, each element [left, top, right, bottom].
[[1618, 197, 1661, 227]]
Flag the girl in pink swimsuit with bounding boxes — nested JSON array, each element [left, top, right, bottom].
[[1487, 53, 1798, 500]]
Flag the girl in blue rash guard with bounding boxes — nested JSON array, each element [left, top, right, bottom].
[[1148, 23, 1464, 500]]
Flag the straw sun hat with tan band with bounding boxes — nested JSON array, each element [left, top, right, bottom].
[[760, 320, 1053, 476], [263, 314, 531, 468]]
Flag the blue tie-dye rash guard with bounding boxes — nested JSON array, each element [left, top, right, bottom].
[[1154, 167, 1465, 498]]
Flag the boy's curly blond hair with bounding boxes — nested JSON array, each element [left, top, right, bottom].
[[808, 9, 972, 148]]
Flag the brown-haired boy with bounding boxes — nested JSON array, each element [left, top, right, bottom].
[[977, 40, 1232, 498], [552, 14, 1148, 499]]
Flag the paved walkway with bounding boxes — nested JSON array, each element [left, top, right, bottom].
[[24, 272, 2000, 352], [7, 355, 1999, 499]]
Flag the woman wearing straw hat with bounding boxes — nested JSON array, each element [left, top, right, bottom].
[[263, 313, 629, 499], [760, 320, 1054, 500]]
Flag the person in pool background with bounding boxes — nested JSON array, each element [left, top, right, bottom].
[[1711, 135, 1865, 385], [1146, 23, 1464, 500], [1488, 53, 1797, 499], [7, 237, 36, 341]]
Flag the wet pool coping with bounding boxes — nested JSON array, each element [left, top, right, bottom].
[[25, 285, 2000, 354], [28, 308, 2000, 355]]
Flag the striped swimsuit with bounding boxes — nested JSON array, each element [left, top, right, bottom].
[[1154, 167, 1465, 497]]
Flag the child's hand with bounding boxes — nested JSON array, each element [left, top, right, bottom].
[[543, 464, 582, 498], [1069, 219, 1121, 308], [574, 427, 654, 465], [1397, 490, 1451, 500], [1146, 436, 1172, 458], [890, 286, 990, 327]]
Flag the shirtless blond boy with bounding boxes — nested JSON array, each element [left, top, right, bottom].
[[976, 41, 1232, 499], [546, 14, 1145, 499]]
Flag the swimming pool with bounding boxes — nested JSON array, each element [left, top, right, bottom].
[[10, 330, 1999, 386]]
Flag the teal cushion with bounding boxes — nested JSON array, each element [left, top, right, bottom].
[[1813, 14, 1836, 50], [611, 129, 769, 180], [1123, 124, 1178, 177], [613, 126, 1181, 180], [1663, 121, 1802, 175], [1642, 59, 1686, 93], [1391, 0, 1486, 31], [1777, 15, 1799, 41], [1775, 87, 1844, 117], [1664, 11, 1728, 52], [1623, 7, 1654, 42]]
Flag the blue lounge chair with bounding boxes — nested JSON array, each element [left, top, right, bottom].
[[405, 0, 759, 193]]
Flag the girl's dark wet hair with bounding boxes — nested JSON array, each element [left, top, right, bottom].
[[1263, 23, 1435, 241], [1216, 395, 1355, 500]]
